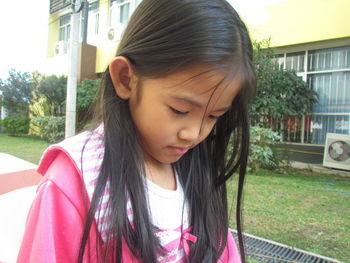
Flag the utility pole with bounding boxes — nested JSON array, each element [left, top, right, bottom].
[[82, 0, 89, 43], [65, 0, 84, 138]]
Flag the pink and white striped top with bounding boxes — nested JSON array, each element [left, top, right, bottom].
[[44, 125, 197, 262]]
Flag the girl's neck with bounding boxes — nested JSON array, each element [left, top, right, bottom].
[[144, 159, 177, 191]]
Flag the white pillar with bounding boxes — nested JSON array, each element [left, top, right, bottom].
[[65, 11, 80, 138], [1, 106, 8, 120], [301, 115, 305, 144], [0, 91, 8, 120]]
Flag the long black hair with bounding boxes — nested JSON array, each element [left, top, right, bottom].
[[79, 0, 256, 262]]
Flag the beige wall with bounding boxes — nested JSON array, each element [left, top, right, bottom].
[[245, 0, 350, 48]]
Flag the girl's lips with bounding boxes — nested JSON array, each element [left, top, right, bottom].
[[168, 146, 190, 155]]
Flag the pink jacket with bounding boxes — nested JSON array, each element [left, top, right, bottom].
[[17, 142, 241, 262]]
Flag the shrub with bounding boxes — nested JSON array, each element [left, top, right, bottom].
[[248, 126, 287, 172], [77, 79, 100, 131], [31, 116, 65, 143], [33, 74, 67, 116], [2, 117, 30, 136], [0, 69, 34, 117], [77, 79, 100, 111]]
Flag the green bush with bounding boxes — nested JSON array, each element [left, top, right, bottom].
[[77, 78, 100, 111], [2, 117, 30, 136], [31, 116, 65, 143], [77, 78, 100, 131], [248, 126, 287, 172], [33, 74, 67, 116]]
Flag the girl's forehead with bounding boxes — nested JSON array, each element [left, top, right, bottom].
[[166, 66, 242, 93], [160, 65, 243, 104], [160, 64, 241, 90]]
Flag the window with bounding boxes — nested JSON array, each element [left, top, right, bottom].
[[59, 13, 71, 42], [268, 46, 350, 145], [307, 115, 349, 144], [110, 0, 130, 26], [286, 52, 305, 72], [305, 71, 350, 144], [135, 0, 142, 6], [94, 13, 99, 35], [308, 46, 350, 71], [308, 72, 350, 114], [89, 1, 99, 36], [272, 54, 284, 70]]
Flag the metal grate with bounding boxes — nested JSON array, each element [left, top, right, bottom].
[[231, 230, 344, 263]]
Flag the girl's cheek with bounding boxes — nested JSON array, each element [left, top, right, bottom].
[[196, 122, 215, 144]]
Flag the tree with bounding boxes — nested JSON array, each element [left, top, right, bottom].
[[76, 78, 100, 126], [34, 74, 67, 116], [0, 69, 34, 117], [250, 40, 318, 124], [77, 78, 100, 111]]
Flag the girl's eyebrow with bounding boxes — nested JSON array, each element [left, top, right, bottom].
[[171, 95, 232, 112], [212, 105, 232, 112], [172, 95, 202, 108]]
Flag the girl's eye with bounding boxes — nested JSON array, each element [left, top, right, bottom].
[[209, 112, 227, 120], [169, 106, 188, 115], [209, 115, 219, 120]]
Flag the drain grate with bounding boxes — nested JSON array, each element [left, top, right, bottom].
[[230, 230, 344, 263]]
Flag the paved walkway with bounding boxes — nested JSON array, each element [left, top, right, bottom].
[[0, 185, 37, 263], [0, 153, 41, 194], [0, 153, 41, 263], [291, 161, 350, 178]]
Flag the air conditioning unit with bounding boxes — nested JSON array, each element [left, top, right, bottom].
[[55, 41, 68, 55], [323, 133, 350, 171], [107, 23, 125, 42]]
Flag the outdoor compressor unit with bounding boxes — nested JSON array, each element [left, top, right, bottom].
[[323, 133, 350, 171]]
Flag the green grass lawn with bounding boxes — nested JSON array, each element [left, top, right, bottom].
[[1, 133, 349, 262], [0, 133, 50, 164], [228, 169, 350, 262]]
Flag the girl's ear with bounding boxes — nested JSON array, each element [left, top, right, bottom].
[[109, 56, 138, 100]]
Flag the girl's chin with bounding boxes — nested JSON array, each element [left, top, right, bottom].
[[152, 155, 184, 166], [143, 147, 188, 166]]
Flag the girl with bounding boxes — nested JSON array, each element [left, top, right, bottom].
[[18, 0, 255, 262]]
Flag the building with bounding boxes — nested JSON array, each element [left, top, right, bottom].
[[245, 0, 350, 147], [46, 0, 141, 80], [46, 0, 350, 148]]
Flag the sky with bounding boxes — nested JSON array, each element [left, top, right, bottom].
[[0, 0, 49, 80], [0, 0, 287, 81]]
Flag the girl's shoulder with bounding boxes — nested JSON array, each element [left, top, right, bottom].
[[37, 124, 105, 199]]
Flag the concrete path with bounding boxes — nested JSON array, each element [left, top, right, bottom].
[[0, 153, 42, 194], [291, 161, 350, 178], [0, 185, 37, 263], [0, 153, 42, 263]]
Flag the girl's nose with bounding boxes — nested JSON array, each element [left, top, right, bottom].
[[178, 124, 201, 142]]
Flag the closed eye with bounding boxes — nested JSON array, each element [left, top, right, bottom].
[[169, 106, 189, 115], [208, 115, 219, 120], [208, 111, 227, 120]]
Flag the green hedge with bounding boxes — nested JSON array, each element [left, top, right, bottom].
[[2, 117, 30, 136], [31, 116, 65, 143]]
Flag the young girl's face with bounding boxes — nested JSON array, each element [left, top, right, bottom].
[[129, 64, 242, 167]]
